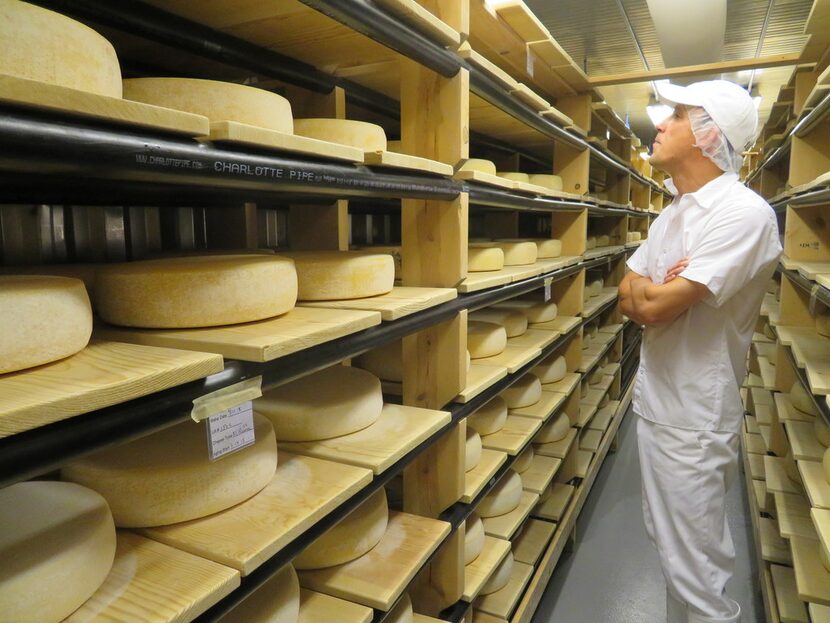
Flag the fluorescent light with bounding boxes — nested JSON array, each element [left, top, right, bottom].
[[646, 103, 673, 127]]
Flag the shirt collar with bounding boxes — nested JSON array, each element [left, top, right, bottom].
[[664, 172, 740, 210]]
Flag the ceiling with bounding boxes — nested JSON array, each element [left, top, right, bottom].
[[525, 0, 813, 144]]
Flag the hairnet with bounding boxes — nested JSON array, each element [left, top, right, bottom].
[[686, 106, 743, 173]]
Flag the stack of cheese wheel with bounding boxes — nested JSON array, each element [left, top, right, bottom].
[[535, 412, 570, 444], [255, 365, 383, 441], [494, 238, 561, 259], [497, 171, 529, 184], [501, 374, 542, 409], [467, 396, 508, 436], [481, 550, 515, 595], [466, 427, 483, 472], [493, 297, 558, 325], [790, 381, 818, 417], [217, 564, 300, 623], [294, 489, 388, 569], [465, 514, 485, 565], [513, 445, 534, 474], [283, 251, 395, 301], [95, 255, 297, 328], [529, 174, 563, 192], [353, 340, 403, 383], [478, 470, 522, 518], [469, 308, 528, 338], [468, 320, 507, 359], [460, 159, 497, 175], [0, 481, 116, 623], [468, 245, 505, 272], [294, 118, 387, 152], [63, 414, 278, 527], [1, 275, 93, 374], [533, 354, 567, 385]]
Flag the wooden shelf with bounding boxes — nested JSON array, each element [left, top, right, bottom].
[[755, 480, 772, 514], [509, 389, 568, 421], [812, 507, 830, 576], [799, 459, 830, 509], [785, 420, 826, 461], [777, 393, 815, 423], [588, 402, 618, 432], [534, 316, 582, 336], [507, 328, 559, 353], [300, 287, 456, 321], [579, 429, 603, 452], [748, 452, 767, 480], [746, 432, 768, 455], [463, 535, 512, 602], [746, 415, 761, 434], [457, 364, 509, 403], [776, 327, 830, 395], [481, 415, 542, 456], [512, 518, 556, 567], [581, 291, 618, 318], [458, 258, 581, 294], [769, 564, 809, 623], [520, 455, 562, 495], [482, 490, 540, 540], [791, 534, 830, 605], [473, 560, 534, 619], [534, 427, 577, 459], [298, 589, 373, 623], [765, 456, 802, 495], [474, 343, 543, 375], [464, 448, 509, 503], [574, 449, 593, 479], [760, 517, 792, 564], [774, 491, 817, 539], [541, 372, 581, 396], [575, 402, 598, 428]]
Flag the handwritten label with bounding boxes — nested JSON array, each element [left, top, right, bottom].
[[544, 277, 553, 302], [206, 401, 255, 461]]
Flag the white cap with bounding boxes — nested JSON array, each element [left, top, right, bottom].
[[657, 80, 758, 152]]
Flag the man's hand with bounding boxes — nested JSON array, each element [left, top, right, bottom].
[[664, 257, 689, 283]]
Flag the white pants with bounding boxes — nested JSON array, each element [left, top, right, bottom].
[[637, 416, 742, 623]]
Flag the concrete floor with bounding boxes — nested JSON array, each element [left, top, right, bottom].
[[531, 407, 763, 623]]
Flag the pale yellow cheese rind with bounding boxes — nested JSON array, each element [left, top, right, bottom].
[[95, 255, 297, 328], [480, 551, 514, 595], [534, 412, 570, 444], [466, 429, 483, 472], [817, 313, 830, 338], [469, 308, 528, 338], [477, 470, 522, 517], [284, 251, 394, 301], [468, 396, 508, 435], [496, 241, 538, 266], [0, 481, 116, 623], [294, 118, 387, 151], [468, 320, 508, 359], [513, 445, 534, 473], [460, 159, 497, 175], [791, 382, 819, 417], [218, 564, 299, 623], [465, 515, 485, 565], [497, 172, 529, 183], [493, 298, 558, 324], [501, 373, 542, 408], [533, 354, 567, 384], [468, 246, 505, 272], [0, 275, 92, 374], [528, 174, 563, 191]]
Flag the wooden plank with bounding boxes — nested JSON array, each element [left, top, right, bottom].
[[455, 169, 518, 191], [298, 589, 373, 623], [509, 83, 550, 111], [533, 482, 575, 523], [810, 603, 830, 622], [403, 311, 466, 410], [519, 455, 562, 495], [473, 560, 534, 619], [364, 150, 454, 176], [749, 452, 767, 480], [370, 0, 462, 47], [482, 490, 539, 540], [801, 459, 830, 509], [512, 518, 556, 566], [506, 328, 558, 352], [95, 307, 381, 363], [588, 402, 617, 432], [494, 1, 550, 42], [746, 415, 761, 434], [481, 415, 542, 456], [760, 517, 793, 564], [574, 450, 593, 479], [754, 480, 771, 514], [0, 340, 223, 439], [65, 532, 239, 623], [509, 390, 567, 421], [791, 534, 830, 605], [769, 564, 809, 623], [812, 507, 830, 577], [464, 448, 508, 503], [457, 270, 513, 294], [765, 456, 802, 495], [141, 454, 372, 575], [785, 420, 825, 461], [458, 44, 520, 92], [579, 429, 603, 452], [299, 287, 456, 321], [746, 432, 767, 454], [463, 535, 511, 601], [457, 364, 509, 403], [540, 372, 581, 396], [530, 316, 581, 336], [534, 427, 577, 460], [298, 511, 450, 610], [777, 327, 830, 395], [575, 403, 598, 428], [404, 421, 465, 518], [473, 344, 542, 374], [775, 491, 817, 540]]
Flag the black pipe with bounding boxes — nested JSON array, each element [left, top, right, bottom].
[[467, 183, 592, 212]]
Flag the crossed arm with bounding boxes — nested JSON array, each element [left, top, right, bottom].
[[618, 259, 711, 326]]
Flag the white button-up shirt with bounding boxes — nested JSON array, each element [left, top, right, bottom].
[[627, 172, 782, 433]]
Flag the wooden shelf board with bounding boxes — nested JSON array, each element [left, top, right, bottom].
[[575, 402, 598, 428], [298, 511, 450, 611], [769, 564, 809, 623], [799, 459, 830, 509], [765, 456, 802, 495], [457, 364, 509, 403], [532, 316, 582, 336], [509, 389, 568, 421], [65, 532, 240, 623], [533, 483, 575, 522], [777, 327, 830, 395], [812, 507, 830, 578], [581, 387, 607, 408], [574, 449, 593, 479], [776, 393, 815, 423], [748, 452, 767, 480], [579, 428, 603, 452], [756, 401, 774, 425], [774, 491, 817, 540], [512, 518, 556, 567], [581, 291, 618, 318], [534, 427, 577, 460], [455, 169, 518, 191], [279, 403, 450, 474], [463, 535, 512, 602], [520, 454, 562, 495], [298, 589, 373, 623], [472, 343, 542, 374], [760, 357, 778, 391], [299, 287, 456, 321], [588, 402, 619, 432], [94, 307, 382, 363], [0, 339, 223, 439], [810, 603, 830, 622], [364, 150, 453, 176], [141, 453, 372, 575], [746, 415, 761, 434], [791, 534, 830, 605], [482, 490, 540, 540], [370, 0, 461, 47], [474, 560, 534, 619], [458, 45, 521, 92], [785, 420, 825, 461], [754, 479, 771, 514], [746, 432, 768, 455], [540, 372, 581, 396], [507, 328, 559, 352], [458, 269, 514, 293], [464, 448, 509, 503], [760, 517, 793, 564], [481, 415, 542, 456]]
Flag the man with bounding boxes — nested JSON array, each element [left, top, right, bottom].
[[619, 80, 782, 623]]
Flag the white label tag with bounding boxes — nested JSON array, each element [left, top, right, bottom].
[[206, 401, 255, 461], [544, 278, 553, 302], [526, 47, 536, 77]]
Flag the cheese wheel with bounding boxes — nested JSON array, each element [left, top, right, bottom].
[[496, 241, 538, 266], [95, 255, 296, 328], [294, 489, 388, 570], [824, 447, 830, 485], [217, 564, 299, 623], [355, 245, 401, 279], [817, 313, 830, 338], [586, 324, 599, 339], [533, 354, 567, 384], [494, 298, 558, 324], [821, 541, 830, 573], [0, 481, 116, 623], [284, 251, 394, 301], [353, 340, 403, 382], [63, 413, 278, 527], [469, 308, 528, 337], [599, 393, 610, 408], [535, 239, 563, 258], [468, 396, 508, 435], [293, 118, 387, 151], [785, 454, 802, 485], [123, 78, 292, 133], [468, 321, 508, 359], [386, 593, 413, 623], [460, 159, 497, 175], [587, 278, 604, 297], [597, 235, 610, 247], [627, 232, 642, 242], [513, 445, 534, 473], [0, 276, 92, 374], [498, 172, 530, 183], [586, 236, 597, 250], [0, 263, 98, 299], [0, 0, 121, 97], [468, 246, 505, 272], [466, 428, 483, 472], [501, 374, 542, 408], [478, 471, 522, 517], [465, 515, 485, 565], [763, 323, 776, 340], [588, 368, 604, 385], [255, 365, 383, 442], [791, 382, 819, 417], [481, 551, 514, 595], [528, 174, 563, 191], [816, 417, 830, 447], [535, 412, 570, 444]]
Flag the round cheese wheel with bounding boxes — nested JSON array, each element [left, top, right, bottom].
[[460, 159, 497, 175], [386, 593, 413, 623], [95, 255, 296, 328], [468, 246, 505, 272], [597, 235, 610, 247], [784, 454, 802, 485], [0, 276, 92, 374], [498, 172, 530, 183], [496, 241, 538, 266], [824, 447, 830, 484], [123, 78, 292, 133], [588, 368, 604, 385], [513, 445, 534, 473], [791, 382, 819, 417], [534, 412, 570, 444], [582, 334, 593, 349], [533, 354, 567, 384], [817, 313, 830, 338], [355, 245, 401, 279], [0, 0, 121, 97], [294, 489, 388, 570], [466, 428, 482, 472], [353, 340, 403, 382], [293, 118, 387, 151], [599, 393, 610, 408], [0, 481, 116, 623], [628, 232, 642, 242], [468, 396, 508, 435], [469, 308, 528, 338], [763, 323, 776, 340], [480, 551, 514, 595], [494, 298, 558, 324], [468, 321, 508, 359], [63, 413, 278, 527], [501, 374, 542, 409], [528, 174, 563, 191], [816, 417, 830, 448], [0, 263, 98, 299], [478, 470, 522, 518], [284, 251, 394, 301], [586, 236, 597, 250], [255, 365, 383, 442], [535, 239, 563, 258], [821, 542, 830, 573], [465, 515, 485, 565], [217, 563, 299, 623], [587, 278, 604, 298]]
